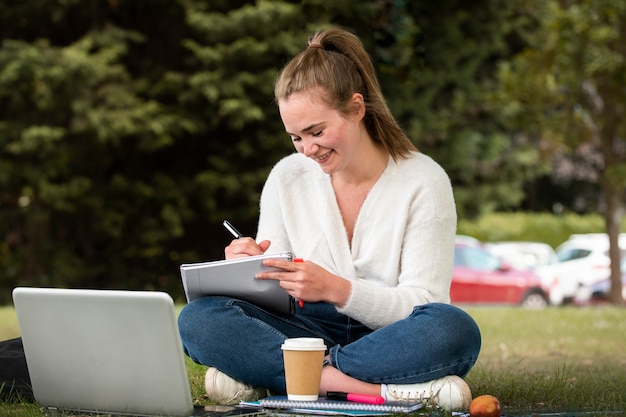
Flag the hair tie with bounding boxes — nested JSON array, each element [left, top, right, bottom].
[[308, 43, 324, 50]]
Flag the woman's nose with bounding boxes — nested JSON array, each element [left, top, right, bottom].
[[301, 138, 319, 157]]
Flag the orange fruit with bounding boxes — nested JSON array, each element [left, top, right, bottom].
[[469, 394, 501, 417]]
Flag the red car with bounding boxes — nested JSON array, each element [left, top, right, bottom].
[[451, 242, 550, 308]]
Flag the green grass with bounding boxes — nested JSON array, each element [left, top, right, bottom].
[[464, 307, 626, 414], [1, 305, 625, 416]]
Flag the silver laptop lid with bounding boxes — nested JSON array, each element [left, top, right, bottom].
[[12, 287, 194, 417]]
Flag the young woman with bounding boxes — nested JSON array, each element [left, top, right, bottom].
[[178, 27, 481, 412]]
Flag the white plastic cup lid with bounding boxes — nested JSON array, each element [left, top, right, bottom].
[[281, 337, 326, 351]]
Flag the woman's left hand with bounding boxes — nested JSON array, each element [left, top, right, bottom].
[[256, 258, 351, 308]]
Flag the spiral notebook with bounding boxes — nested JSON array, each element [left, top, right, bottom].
[[240, 395, 423, 416], [180, 252, 295, 314]]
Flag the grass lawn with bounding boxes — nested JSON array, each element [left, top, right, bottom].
[[1, 304, 625, 416], [464, 306, 625, 414]]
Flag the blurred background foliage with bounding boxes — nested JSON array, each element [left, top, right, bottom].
[[0, 0, 624, 303]]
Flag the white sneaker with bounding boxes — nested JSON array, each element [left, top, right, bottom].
[[204, 367, 267, 405], [383, 375, 472, 411]]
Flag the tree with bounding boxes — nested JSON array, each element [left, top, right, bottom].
[[0, 1, 199, 299], [496, 0, 626, 304], [377, 0, 550, 219]]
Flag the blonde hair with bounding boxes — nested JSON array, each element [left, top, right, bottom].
[[274, 27, 417, 160]]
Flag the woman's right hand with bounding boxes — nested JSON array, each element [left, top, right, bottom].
[[224, 238, 271, 259]]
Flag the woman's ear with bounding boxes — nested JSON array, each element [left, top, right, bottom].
[[351, 92, 366, 120]]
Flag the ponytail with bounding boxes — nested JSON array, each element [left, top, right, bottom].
[[275, 27, 417, 160]]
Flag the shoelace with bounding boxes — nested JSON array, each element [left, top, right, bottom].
[[389, 381, 443, 405]]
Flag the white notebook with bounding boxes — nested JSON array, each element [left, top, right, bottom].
[[180, 252, 295, 314], [242, 395, 423, 415]]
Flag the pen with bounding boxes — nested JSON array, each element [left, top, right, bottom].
[[223, 220, 243, 239], [293, 258, 304, 308], [225, 221, 304, 309], [327, 391, 386, 405]]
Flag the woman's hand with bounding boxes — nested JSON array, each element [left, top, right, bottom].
[[256, 258, 351, 308], [224, 238, 271, 259]]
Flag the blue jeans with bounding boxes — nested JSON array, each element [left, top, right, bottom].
[[178, 297, 481, 394]]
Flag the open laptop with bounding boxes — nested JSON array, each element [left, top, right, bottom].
[[12, 287, 195, 417]]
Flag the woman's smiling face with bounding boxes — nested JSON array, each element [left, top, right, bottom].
[[278, 86, 365, 176]]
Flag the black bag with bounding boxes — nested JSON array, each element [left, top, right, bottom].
[[0, 337, 33, 402]]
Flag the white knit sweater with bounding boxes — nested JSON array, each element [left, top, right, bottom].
[[256, 151, 456, 330]]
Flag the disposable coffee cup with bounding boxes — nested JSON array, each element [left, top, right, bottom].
[[281, 337, 326, 401]]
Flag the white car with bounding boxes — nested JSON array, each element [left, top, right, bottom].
[[485, 241, 558, 270], [574, 257, 626, 304], [537, 233, 626, 305], [486, 241, 560, 305]]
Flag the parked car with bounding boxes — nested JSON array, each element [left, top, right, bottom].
[[485, 241, 558, 271], [537, 233, 626, 305], [486, 241, 565, 305], [574, 257, 626, 305], [451, 241, 550, 308], [455, 234, 482, 247]]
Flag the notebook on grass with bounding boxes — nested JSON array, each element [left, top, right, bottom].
[[241, 395, 423, 416], [12, 287, 194, 417], [180, 252, 295, 315]]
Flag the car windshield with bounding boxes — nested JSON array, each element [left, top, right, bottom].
[[455, 246, 501, 271], [557, 248, 592, 262]]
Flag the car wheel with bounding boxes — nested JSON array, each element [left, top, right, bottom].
[[521, 291, 549, 309]]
